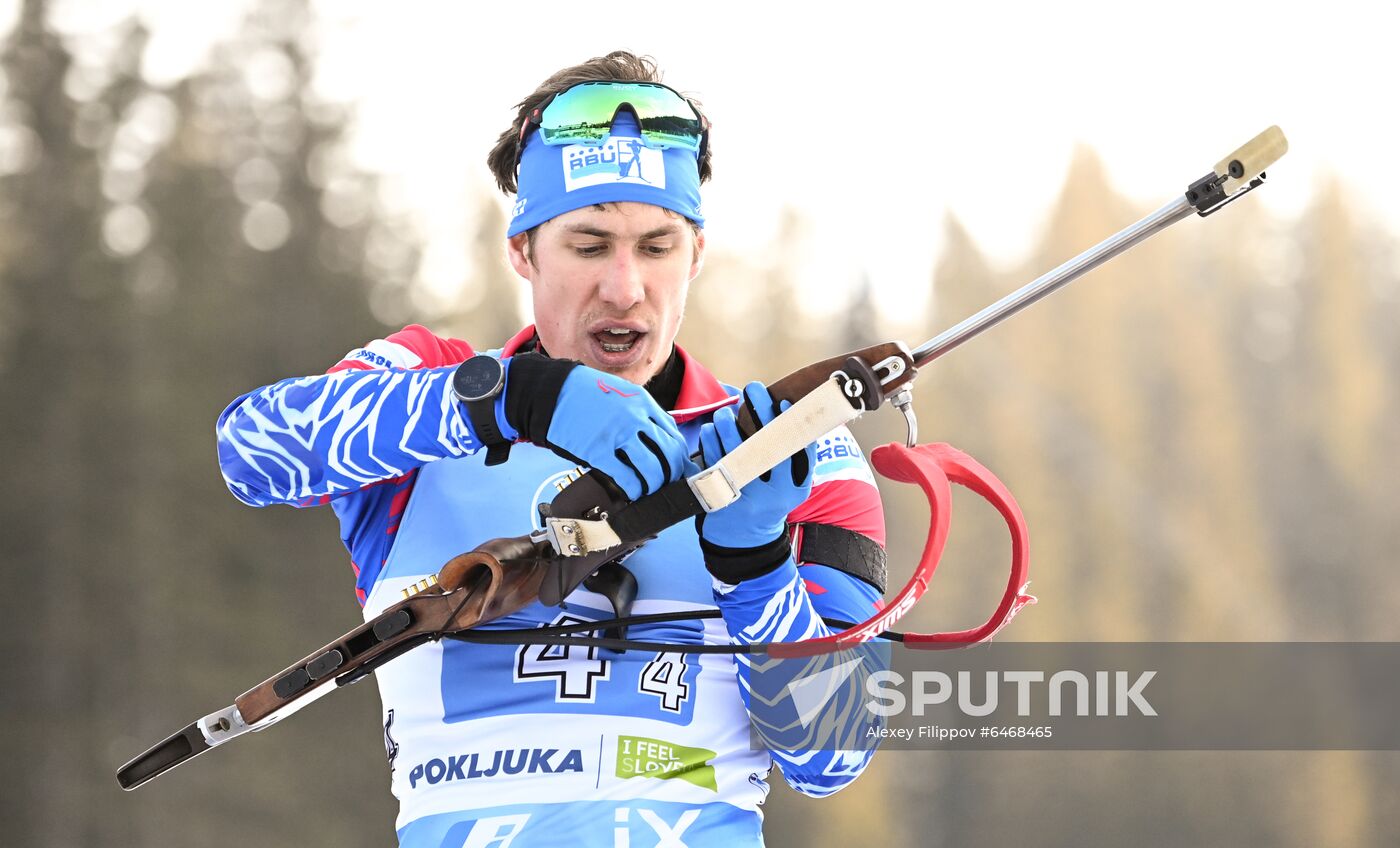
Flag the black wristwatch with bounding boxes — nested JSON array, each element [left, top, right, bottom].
[[452, 355, 511, 466]]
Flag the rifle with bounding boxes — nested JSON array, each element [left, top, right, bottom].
[[117, 126, 1288, 791]]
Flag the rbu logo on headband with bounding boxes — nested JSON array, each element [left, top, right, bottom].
[[562, 136, 666, 193]]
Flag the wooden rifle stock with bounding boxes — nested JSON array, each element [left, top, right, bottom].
[[117, 539, 551, 789]]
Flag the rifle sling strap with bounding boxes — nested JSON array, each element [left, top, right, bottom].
[[598, 479, 887, 594]]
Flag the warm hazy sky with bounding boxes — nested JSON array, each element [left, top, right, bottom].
[[14, 0, 1400, 324]]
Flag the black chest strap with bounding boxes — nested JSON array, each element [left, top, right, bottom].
[[793, 522, 887, 595]]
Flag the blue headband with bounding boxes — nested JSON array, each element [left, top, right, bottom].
[[507, 109, 704, 237]]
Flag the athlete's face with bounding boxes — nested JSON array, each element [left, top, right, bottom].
[[508, 202, 705, 387]]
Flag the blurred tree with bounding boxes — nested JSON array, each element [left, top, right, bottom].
[[0, 0, 413, 845], [1297, 179, 1389, 491], [1156, 199, 1285, 639], [760, 207, 824, 377], [1254, 177, 1398, 641], [1011, 146, 1155, 640], [0, 2, 143, 844], [682, 205, 832, 384], [436, 194, 524, 346], [838, 271, 879, 352]]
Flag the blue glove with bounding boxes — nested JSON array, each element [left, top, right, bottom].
[[696, 382, 814, 551], [501, 353, 694, 501]]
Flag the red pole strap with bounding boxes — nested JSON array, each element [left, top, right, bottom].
[[769, 442, 1035, 658]]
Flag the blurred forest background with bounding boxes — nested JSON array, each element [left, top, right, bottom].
[[2, 0, 1397, 846]]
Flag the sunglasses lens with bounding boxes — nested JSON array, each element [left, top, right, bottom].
[[539, 82, 704, 151]]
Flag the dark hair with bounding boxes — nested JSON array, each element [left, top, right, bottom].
[[486, 50, 713, 195]]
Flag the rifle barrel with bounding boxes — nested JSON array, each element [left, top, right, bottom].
[[911, 194, 1195, 367]]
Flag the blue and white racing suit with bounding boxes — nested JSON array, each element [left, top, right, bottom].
[[217, 324, 888, 847]]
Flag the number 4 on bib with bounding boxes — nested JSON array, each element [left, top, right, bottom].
[[638, 653, 690, 713]]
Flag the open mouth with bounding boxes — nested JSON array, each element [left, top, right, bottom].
[[594, 327, 644, 353]]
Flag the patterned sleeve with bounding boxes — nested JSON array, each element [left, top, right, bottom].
[[712, 425, 887, 797], [216, 325, 479, 508]]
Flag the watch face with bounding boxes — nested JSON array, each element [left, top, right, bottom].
[[455, 357, 503, 401]]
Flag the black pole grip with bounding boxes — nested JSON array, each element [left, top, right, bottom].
[[116, 721, 212, 791]]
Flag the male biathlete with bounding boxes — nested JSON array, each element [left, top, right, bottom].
[[217, 51, 887, 847]]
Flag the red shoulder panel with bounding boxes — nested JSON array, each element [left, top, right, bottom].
[[328, 324, 475, 373], [789, 477, 886, 549]]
